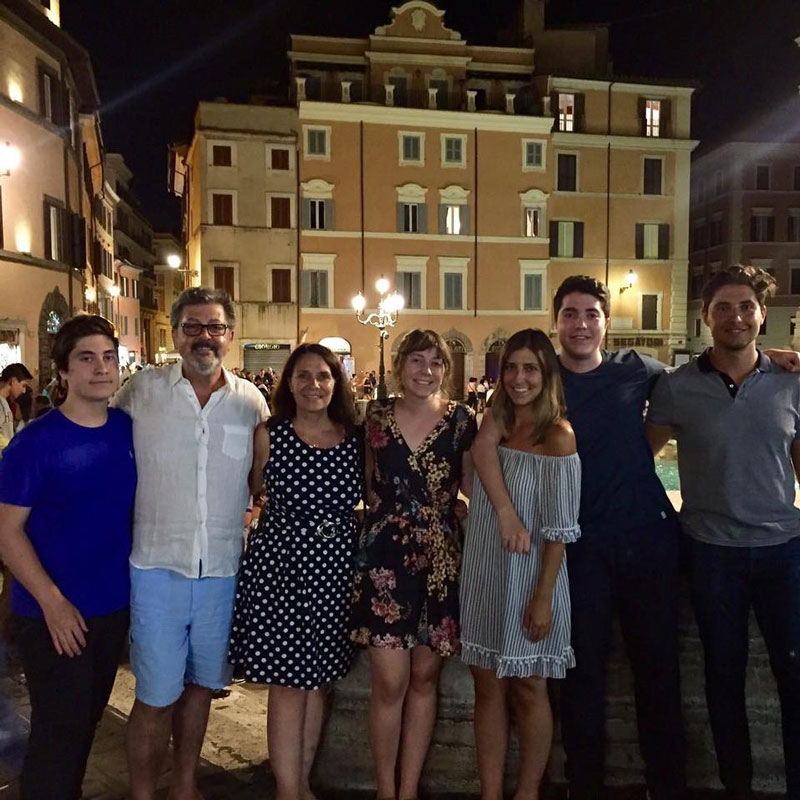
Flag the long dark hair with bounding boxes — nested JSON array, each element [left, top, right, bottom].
[[269, 343, 356, 431], [490, 328, 566, 445]]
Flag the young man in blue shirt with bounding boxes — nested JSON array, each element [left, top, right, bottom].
[[473, 276, 685, 799], [0, 314, 136, 799]]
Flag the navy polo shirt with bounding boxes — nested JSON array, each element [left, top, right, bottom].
[[0, 408, 137, 618], [561, 349, 675, 533]]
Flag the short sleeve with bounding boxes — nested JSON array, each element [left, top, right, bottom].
[[646, 371, 675, 427], [256, 392, 270, 423], [110, 373, 137, 416], [539, 454, 581, 543], [0, 427, 45, 508]]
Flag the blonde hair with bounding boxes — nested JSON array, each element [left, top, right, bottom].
[[391, 329, 453, 397], [490, 328, 565, 445]]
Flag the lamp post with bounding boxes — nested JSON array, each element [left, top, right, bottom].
[[619, 268, 638, 294], [351, 276, 404, 400], [166, 253, 197, 289]]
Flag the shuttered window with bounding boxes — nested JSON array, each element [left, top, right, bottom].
[[212, 194, 233, 225], [271, 269, 291, 303], [214, 266, 235, 297]]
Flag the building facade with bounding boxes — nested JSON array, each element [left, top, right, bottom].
[[153, 230, 183, 362], [104, 152, 155, 362], [688, 141, 800, 353], [173, 101, 299, 373], [289, 0, 697, 390], [0, 0, 99, 384]]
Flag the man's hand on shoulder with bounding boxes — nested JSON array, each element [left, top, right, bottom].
[[765, 348, 800, 373]]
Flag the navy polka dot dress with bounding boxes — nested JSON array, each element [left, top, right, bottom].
[[229, 419, 363, 689]]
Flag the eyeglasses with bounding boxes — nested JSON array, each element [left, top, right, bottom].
[[180, 322, 229, 337]]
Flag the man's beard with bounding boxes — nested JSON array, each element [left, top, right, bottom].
[[184, 341, 222, 375]]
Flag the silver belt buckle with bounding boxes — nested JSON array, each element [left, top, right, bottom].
[[315, 520, 338, 540]]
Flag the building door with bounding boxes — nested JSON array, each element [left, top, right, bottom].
[[446, 337, 466, 400], [38, 287, 69, 387], [485, 339, 506, 383]]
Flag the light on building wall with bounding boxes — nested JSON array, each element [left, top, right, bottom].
[[14, 221, 31, 254], [375, 276, 390, 295], [619, 268, 638, 294], [8, 79, 23, 104], [167, 254, 182, 269], [84, 285, 97, 304], [108, 284, 120, 298], [0, 142, 21, 176]]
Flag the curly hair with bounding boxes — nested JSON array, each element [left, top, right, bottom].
[[701, 264, 777, 311]]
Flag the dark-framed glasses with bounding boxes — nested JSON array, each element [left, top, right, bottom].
[[180, 322, 229, 337]]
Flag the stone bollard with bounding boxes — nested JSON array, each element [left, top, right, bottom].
[[313, 585, 785, 796]]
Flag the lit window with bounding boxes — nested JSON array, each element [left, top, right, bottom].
[[558, 94, 575, 132], [445, 205, 461, 235], [645, 100, 661, 137], [524, 208, 541, 238]]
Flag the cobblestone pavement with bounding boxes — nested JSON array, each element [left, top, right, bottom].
[[0, 661, 782, 799]]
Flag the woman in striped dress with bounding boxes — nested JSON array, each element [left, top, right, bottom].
[[461, 328, 581, 800]]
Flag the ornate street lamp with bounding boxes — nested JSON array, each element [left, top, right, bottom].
[[619, 268, 638, 294], [352, 276, 404, 400]]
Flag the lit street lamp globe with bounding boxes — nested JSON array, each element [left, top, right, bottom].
[[167, 254, 182, 269]]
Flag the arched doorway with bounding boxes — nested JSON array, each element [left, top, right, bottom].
[[38, 287, 69, 386], [445, 337, 466, 400], [485, 338, 506, 382]]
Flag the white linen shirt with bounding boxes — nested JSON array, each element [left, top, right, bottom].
[[112, 362, 270, 578]]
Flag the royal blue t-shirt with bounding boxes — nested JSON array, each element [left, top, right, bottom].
[[561, 349, 674, 533], [0, 408, 136, 618]]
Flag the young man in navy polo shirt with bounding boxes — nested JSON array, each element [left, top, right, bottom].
[[0, 314, 136, 799], [473, 275, 686, 799], [648, 265, 800, 800]]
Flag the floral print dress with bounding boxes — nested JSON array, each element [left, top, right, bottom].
[[351, 398, 477, 656]]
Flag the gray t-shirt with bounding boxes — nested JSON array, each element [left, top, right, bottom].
[[647, 350, 800, 547]]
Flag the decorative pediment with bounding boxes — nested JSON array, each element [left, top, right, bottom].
[[301, 179, 334, 200], [439, 185, 470, 203], [374, 1, 462, 41], [396, 182, 428, 203], [519, 188, 549, 203]]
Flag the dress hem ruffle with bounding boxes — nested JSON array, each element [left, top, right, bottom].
[[460, 641, 576, 678]]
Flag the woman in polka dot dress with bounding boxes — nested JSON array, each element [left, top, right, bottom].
[[229, 343, 362, 800]]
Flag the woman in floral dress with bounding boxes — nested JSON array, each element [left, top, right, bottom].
[[351, 329, 476, 800]]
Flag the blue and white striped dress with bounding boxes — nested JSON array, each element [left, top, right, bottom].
[[460, 447, 581, 678]]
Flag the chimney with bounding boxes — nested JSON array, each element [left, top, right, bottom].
[[522, 0, 546, 39]]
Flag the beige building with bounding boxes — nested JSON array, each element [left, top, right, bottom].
[[0, 0, 99, 385], [153, 231, 183, 361], [688, 141, 800, 353], [290, 0, 697, 390], [172, 101, 298, 372]]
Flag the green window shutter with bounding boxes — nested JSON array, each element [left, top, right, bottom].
[[397, 203, 404, 232], [462, 206, 470, 236], [301, 199, 311, 229], [417, 203, 427, 234], [549, 221, 558, 257], [658, 224, 670, 259], [324, 199, 334, 231], [573, 222, 584, 257], [439, 204, 448, 234]]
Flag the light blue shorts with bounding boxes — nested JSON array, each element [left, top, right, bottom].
[[129, 566, 237, 708]]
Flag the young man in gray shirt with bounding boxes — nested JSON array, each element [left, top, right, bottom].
[[647, 265, 800, 800]]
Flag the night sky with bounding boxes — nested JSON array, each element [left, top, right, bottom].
[[61, 0, 800, 234]]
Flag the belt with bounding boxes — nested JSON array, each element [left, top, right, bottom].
[[266, 501, 356, 540]]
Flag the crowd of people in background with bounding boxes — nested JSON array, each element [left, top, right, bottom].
[[0, 267, 800, 800]]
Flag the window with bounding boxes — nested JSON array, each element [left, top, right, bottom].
[[398, 202, 426, 233], [214, 266, 235, 297], [39, 68, 56, 122], [301, 271, 328, 307], [519, 262, 547, 311], [397, 271, 422, 309], [305, 127, 330, 159], [270, 148, 290, 170], [387, 76, 408, 106], [645, 100, 661, 137], [443, 272, 463, 309], [302, 199, 324, 230], [641, 294, 659, 330], [710, 214, 724, 246], [211, 193, 233, 225], [557, 93, 575, 132], [270, 196, 292, 229], [522, 140, 544, 170], [440, 204, 465, 235], [212, 145, 232, 166], [133, 280, 139, 299], [756, 165, 770, 190], [524, 207, 541, 238], [643, 158, 662, 195], [549, 221, 584, 258], [635, 223, 670, 259], [788, 210, 800, 242], [43, 199, 62, 260], [429, 79, 449, 108], [557, 154, 577, 192], [271, 268, 291, 303], [750, 212, 774, 242], [400, 133, 423, 165], [441, 135, 466, 167]]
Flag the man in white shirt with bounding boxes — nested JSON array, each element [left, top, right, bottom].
[[113, 288, 269, 800], [0, 363, 32, 452]]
